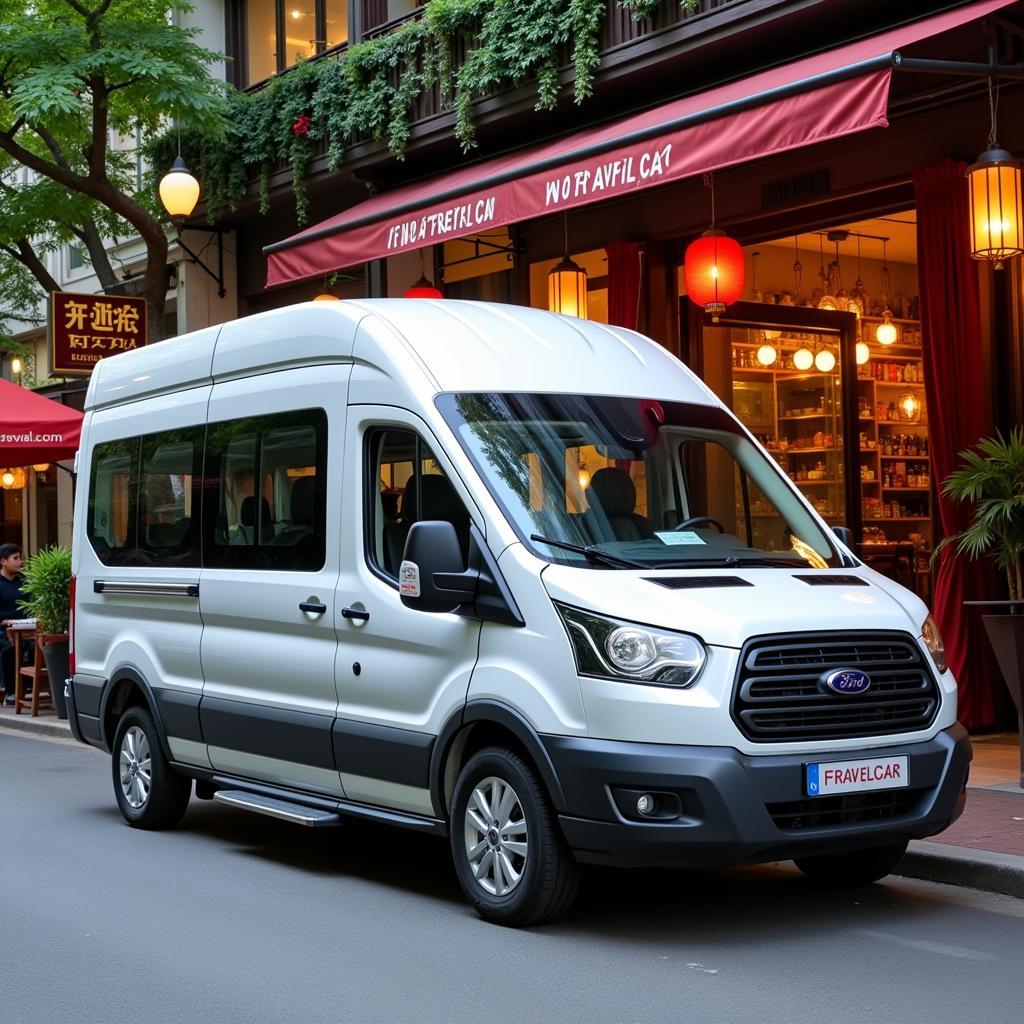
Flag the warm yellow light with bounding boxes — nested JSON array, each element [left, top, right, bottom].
[[11, 357, 22, 374], [856, 341, 871, 365], [313, 290, 340, 302], [756, 344, 778, 367], [158, 155, 201, 221], [548, 257, 588, 319], [32, 463, 51, 473], [793, 347, 814, 371], [578, 469, 591, 490], [967, 150, 1023, 267], [0, 468, 26, 490], [814, 349, 837, 373], [818, 294, 838, 311], [763, 329, 781, 340], [876, 314, 898, 346], [898, 390, 922, 422]]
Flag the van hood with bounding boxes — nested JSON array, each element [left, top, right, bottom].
[[540, 564, 927, 649]]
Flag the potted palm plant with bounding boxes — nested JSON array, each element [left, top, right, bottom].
[[937, 428, 1024, 784], [18, 545, 72, 719]]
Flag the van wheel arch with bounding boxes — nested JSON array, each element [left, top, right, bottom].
[[433, 701, 567, 819], [100, 669, 169, 760]]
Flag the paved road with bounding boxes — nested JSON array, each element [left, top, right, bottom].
[[3, 730, 1023, 1024]]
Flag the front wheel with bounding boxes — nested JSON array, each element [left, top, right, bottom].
[[450, 747, 580, 927], [793, 840, 909, 886], [111, 707, 191, 830]]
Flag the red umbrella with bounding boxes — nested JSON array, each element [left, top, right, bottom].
[[0, 378, 82, 464]]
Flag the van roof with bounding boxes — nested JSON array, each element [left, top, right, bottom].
[[84, 300, 719, 410]]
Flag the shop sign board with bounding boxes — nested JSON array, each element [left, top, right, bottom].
[[762, 170, 830, 210], [50, 291, 148, 376]]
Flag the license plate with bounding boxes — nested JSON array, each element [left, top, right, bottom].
[[805, 755, 909, 797]]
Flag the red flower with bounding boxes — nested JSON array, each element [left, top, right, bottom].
[[292, 114, 311, 137]]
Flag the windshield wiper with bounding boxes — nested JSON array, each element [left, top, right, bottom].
[[654, 556, 809, 569], [529, 534, 647, 569]]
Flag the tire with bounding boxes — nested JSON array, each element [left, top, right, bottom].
[[111, 707, 191, 830], [450, 746, 580, 927], [793, 839, 909, 887]]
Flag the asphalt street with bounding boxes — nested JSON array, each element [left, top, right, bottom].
[[2, 730, 1023, 1024]]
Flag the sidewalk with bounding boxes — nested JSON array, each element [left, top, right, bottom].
[[1, 704, 1021, 896]]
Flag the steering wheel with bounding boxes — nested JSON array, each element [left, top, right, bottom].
[[672, 515, 726, 533]]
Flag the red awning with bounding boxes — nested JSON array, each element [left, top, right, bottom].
[[266, 0, 1014, 287], [0, 379, 82, 464]]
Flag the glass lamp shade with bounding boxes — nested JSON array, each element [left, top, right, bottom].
[[11, 357, 22, 374], [967, 148, 1024, 266], [814, 348, 837, 373], [158, 156, 201, 221], [856, 341, 871, 365], [818, 294, 839, 311], [898, 390, 922, 422], [547, 257, 588, 318], [756, 344, 778, 367], [32, 463, 51, 473], [0, 467, 26, 490], [763, 328, 781, 340], [313, 290, 340, 302], [793, 347, 814, 371], [578, 468, 591, 490], [404, 275, 444, 299], [876, 312, 898, 346], [684, 230, 744, 319]]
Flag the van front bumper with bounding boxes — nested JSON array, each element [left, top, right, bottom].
[[544, 723, 971, 868]]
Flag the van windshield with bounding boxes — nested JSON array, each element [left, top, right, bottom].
[[436, 393, 842, 570]]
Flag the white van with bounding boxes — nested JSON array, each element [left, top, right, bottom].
[[68, 300, 970, 926]]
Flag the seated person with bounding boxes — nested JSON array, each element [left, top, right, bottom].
[[0, 543, 30, 704]]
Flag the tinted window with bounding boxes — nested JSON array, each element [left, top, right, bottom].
[[87, 438, 140, 566], [367, 428, 469, 580], [137, 428, 203, 566], [203, 409, 327, 571]]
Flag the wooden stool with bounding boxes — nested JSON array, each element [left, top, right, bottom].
[[13, 628, 54, 717]]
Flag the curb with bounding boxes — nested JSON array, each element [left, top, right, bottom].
[[896, 840, 1024, 899], [0, 715, 74, 741]]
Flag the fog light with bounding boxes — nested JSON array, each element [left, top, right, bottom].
[[636, 794, 655, 816]]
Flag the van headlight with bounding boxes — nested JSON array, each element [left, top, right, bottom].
[[556, 604, 706, 687], [921, 614, 947, 673]]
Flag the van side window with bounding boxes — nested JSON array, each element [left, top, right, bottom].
[[87, 438, 140, 565], [368, 429, 470, 580], [137, 428, 204, 566], [204, 409, 327, 571]]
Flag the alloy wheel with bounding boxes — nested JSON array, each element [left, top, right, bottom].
[[463, 775, 529, 896], [119, 725, 152, 809]]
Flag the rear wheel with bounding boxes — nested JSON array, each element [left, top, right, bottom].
[[111, 707, 191, 830], [794, 840, 909, 886], [450, 747, 579, 927]]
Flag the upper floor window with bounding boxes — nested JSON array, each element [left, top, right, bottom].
[[243, 0, 349, 87]]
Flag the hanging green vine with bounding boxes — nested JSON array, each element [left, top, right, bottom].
[[150, 1, 698, 226]]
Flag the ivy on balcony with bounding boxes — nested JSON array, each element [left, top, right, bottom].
[[151, 0, 697, 226]]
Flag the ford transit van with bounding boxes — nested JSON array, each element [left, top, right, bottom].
[[67, 300, 970, 926]]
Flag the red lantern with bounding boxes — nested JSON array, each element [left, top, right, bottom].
[[404, 275, 444, 299], [684, 229, 745, 319]]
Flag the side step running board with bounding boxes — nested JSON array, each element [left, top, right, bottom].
[[213, 789, 342, 827]]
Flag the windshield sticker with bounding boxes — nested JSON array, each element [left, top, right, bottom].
[[654, 530, 706, 546], [399, 560, 422, 597]]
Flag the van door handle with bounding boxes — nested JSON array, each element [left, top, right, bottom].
[[299, 601, 327, 615], [341, 607, 370, 622]]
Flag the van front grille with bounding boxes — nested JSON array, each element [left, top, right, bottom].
[[732, 632, 939, 742], [767, 789, 924, 830]]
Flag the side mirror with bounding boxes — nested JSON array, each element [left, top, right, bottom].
[[831, 525, 854, 548], [399, 521, 474, 613], [399, 521, 525, 626]]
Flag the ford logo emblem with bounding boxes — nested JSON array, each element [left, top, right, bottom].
[[821, 668, 872, 695]]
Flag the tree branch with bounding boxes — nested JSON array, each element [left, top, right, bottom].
[[0, 238, 61, 293], [73, 218, 120, 291]]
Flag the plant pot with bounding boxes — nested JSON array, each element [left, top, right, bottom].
[[40, 635, 70, 720], [980, 613, 1024, 788]]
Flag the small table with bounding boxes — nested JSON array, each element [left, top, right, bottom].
[[4, 622, 54, 717]]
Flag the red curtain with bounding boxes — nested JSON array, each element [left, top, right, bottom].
[[606, 241, 642, 330], [914, 158, 1001, 729]]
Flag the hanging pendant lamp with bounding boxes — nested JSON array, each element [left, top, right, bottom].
[[548, 215, 588, 318], [898, 390, 922, 423], [875, 239, 898, 345], [684, 174, 744, 321], [967, 80, 1023, 268]]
